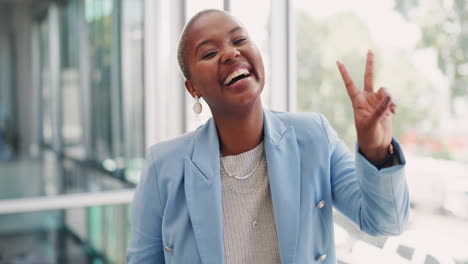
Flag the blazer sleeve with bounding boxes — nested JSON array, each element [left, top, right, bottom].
[[319, 114, 410, 236], [126, 149, 165, 263]]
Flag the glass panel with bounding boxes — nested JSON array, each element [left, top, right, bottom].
[[85, 0, 117, 162], [1, 0, 143, 263], [0, 211, 101, 263], [39, 18, 53, 145], [88, 206, 103, 253], [0, 150, 132, 201], [0, 4, 16, 161], [295, 0, 468, 263], [0, 149, 131, 263], [87, 204, 129, 264], [60, 0, 85, 159], [121, 0, 145, 183], [105, 204, 127, 262]]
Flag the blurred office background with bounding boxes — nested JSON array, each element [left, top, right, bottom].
[[0, 0, 467, 263]]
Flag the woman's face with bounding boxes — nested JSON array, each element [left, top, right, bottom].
[[184, 12, 265, 115]]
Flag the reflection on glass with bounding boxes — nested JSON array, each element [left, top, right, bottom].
[[0, 148, 131, 262], [295, 0, 468, 263], [86, 0, 116, 162], [39, 18, 53, 145], [0, 5, 16, 161], [60, 0, 84, 159], [2, 0, 144, 263], [121, 0, 145, 183]]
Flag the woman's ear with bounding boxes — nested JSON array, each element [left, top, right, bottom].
[[185, 79, 200, 98]]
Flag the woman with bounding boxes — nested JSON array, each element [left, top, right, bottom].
[[127, 9, 409, 264]]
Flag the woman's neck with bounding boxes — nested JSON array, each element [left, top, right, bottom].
[[213, 101, 264, 157]]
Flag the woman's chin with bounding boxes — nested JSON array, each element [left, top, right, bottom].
[[230, 87, 262, 109]]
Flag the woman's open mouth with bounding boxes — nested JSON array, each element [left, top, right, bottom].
[[223, 68, 250, 87]]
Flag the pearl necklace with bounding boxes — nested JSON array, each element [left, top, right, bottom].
[[220, 152, 265, 180]]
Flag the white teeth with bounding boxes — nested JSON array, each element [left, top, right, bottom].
[[224, 68, 249, 86]]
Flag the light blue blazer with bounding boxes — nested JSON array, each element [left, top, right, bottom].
[[127, 109, 409, 264]]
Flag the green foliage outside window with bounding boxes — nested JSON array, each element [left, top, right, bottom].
[[296, 4, 465, 161]]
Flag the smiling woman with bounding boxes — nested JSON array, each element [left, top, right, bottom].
[[180, 10, 265, 126], [126, 9, 410, 264]]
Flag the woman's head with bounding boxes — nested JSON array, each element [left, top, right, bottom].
[[177, 9, 265, 115]]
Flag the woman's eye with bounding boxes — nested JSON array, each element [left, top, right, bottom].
[[234, 37, 247, 45], [202, 51, 216, 59]]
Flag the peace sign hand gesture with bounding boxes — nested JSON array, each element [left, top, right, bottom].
[[336, 51, 396, 164]]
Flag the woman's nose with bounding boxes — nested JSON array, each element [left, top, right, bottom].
[[221, 46, 240, 63]]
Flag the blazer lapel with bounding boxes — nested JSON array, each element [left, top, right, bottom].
[[264, 109, 301, 263], [184, 118, 224, 264], [184, 110, 301, 264]]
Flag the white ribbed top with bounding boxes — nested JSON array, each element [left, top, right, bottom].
[[220, 142, 280, 264]]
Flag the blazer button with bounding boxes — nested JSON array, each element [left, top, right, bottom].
[[318, 253, 327, 261], [316, 200, 326, 209], [163, 245, 173, 252]]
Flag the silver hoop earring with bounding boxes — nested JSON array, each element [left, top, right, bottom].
[[193, 96, 202, 114]]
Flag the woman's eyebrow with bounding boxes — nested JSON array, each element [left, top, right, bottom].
[[195, 26, 244, 56], [195, 39, 213, 56], [228, 26, 242, 34]]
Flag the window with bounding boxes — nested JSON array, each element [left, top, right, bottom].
[[121, 0, 145, 182], [60, 0, 84, 158], [86, 0, 119, 161], [295, 0, 468, 263]]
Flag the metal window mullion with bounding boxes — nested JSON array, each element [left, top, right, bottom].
[[121, 0, 145, 159], [111, 0, 123, 159], [48, 4, 66, 242], [121, 0, 131, 160], [31, 23, 41, 156], [224, 0, 230, 12], [270, 0, 289, 111], [171, 0, 187, 134], [143, 0, 159, 147], [48, 4, 63, 155], [78, 0, 92, 160], [286, 0, 296, 112]]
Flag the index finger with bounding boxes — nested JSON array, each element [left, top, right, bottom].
[[364, 50, 374, 92], [337, 61, 359, 99]]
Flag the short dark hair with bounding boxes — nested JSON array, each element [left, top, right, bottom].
[[177, 9, 227, 80]]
